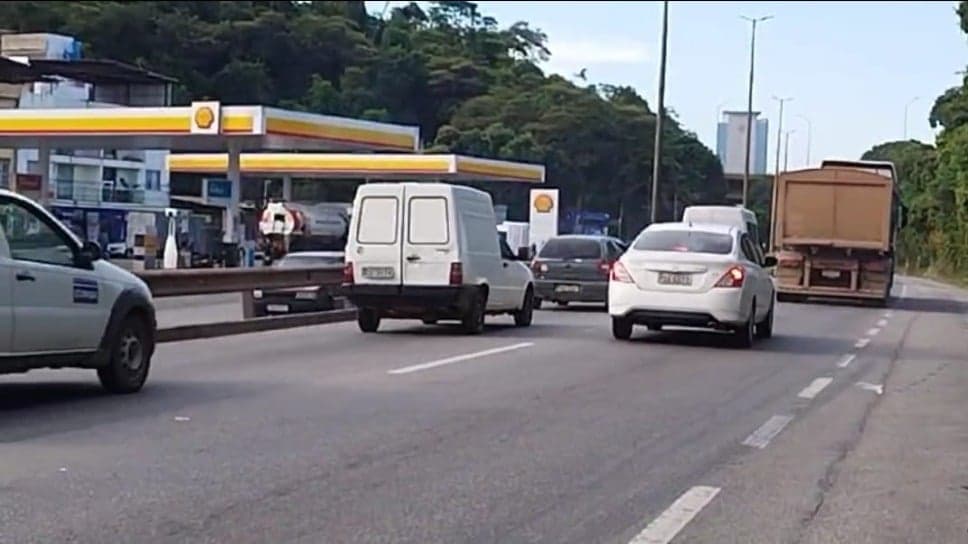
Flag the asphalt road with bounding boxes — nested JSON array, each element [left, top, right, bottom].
[[0, 277, 965, 544]]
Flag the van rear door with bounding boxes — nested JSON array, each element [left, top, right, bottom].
[[350, 185, 404, 286], [402, 184, 456, 286]]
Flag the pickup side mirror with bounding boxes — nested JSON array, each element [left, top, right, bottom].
[[516, 247, 532, 261], [76, 241, 102, 268], [762, 255, 778, 268]]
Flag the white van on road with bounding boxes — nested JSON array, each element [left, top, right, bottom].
[[342, 183, 535, 334], [682, 205, 763, 249]]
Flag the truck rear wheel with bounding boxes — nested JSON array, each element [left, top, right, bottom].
[[97, 315, 152, 394], [462, 290, 487, 335], [358, 308, 381, 333]]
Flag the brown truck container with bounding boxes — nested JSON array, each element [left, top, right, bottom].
[[770, 160, 903, 305]]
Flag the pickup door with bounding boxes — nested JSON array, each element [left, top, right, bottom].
[[0, 243, 12, 355]]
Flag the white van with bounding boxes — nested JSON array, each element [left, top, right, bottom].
[[681, 205, 763, 250], [342, 183, 535, 334]]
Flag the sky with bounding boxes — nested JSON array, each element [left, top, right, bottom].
[[367, 1, 968, 171]]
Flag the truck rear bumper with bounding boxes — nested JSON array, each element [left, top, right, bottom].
[[342, 284, 477, 319], [776, 285, 889, 300]]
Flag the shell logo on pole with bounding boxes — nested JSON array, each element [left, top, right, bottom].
[[190, 101, 221, 135], [533, 192, 555, 214]]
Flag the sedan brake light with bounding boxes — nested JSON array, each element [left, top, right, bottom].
[[714, 265, 745, 288], [610, 261, 634, 283]]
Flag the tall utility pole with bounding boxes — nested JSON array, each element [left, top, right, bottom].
[[903, 96, 919, 140], [797, 114, 812, 166], [740, 14, 772, 207], [772, 95, 793, 178], [783, 129, 796, 171], [650, 0, 669, 224]]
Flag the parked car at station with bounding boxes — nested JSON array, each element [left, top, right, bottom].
[[252, 250, 344, 317]]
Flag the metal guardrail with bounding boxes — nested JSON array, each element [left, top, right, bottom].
[[136, 266, 355, 342], [137, 266, 343, 297]]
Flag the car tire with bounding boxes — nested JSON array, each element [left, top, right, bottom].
[[358, 308, 381, 333], [534, 297, 543, 310], [556, 301, 569, 308], [732, 301, 755, 348], [97, 314, 152, 394], [646, 324, 662, 332], [756, 298, 775, 339], [513, 288, 535, 327], [461, 289, 487, 335], [612, 316, 633, 340], [422, 318, 438, 325]]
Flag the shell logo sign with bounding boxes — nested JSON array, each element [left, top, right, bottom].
[[190, 101, 221, 135], [533, 192, 555, 213]]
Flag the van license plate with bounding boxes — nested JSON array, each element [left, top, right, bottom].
[[555, 284, 580, 293], [821, 270, 841, 279], [658, 272, 692, 286], [362, 266, 395, 280]]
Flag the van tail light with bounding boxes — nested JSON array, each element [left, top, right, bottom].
[[342, 262, 354, 285], [449, 262, 463, 285], [611, 261, 634, 283], [598, 260, 613, 278], [714, 265, 746, 288]]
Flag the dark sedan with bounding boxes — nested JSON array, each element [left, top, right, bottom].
[[252, 251, 344, 317], [532, 235, 628, 308]]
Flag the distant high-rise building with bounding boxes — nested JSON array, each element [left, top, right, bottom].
[[717, 111, 769, 176]]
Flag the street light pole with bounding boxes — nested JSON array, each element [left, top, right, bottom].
[[741, 14, 773, 207], [797, 114, 812, 166], [783, 129, 796, 172], [772, 95, 792, 177], [650, 0, 669, 224], [903, 96, 919, 140]]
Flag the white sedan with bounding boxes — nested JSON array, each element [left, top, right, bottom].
[[608, 222, 777, 347]]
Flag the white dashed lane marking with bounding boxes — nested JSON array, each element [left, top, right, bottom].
[[798, 377, 833, 400], [742, 415, 794, 449], [837, 354, 856, 368], [876, 319, 888, 327], [628, 486, 721, 544], [855, 338, 871, 349], [867, 328, 881, 336], [388, 342, 535, 375]]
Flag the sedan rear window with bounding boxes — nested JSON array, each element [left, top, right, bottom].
[[632, 230, 734, 254], [538, 238, 602, 259]]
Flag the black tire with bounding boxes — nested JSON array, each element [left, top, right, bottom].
[[756, 298, 774, 339], [461, 289, 487, 335], [646, 324, 662, 332], [732, 301, 755, 348], [534, 297, 543, 310], [358, 308, 381, 333], [612, 316, 633, 340], [97, 315, 152, 394], [514, 288, 535, 327], [422, 318, 438, 325], [556, 301, 569, 308]]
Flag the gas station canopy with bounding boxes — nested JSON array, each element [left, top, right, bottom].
[[0, 101, 421, 152], [167, 153, 546, 183]]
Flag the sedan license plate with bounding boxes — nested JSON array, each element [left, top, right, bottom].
[[362, 266, 395, 280], [657, 272, 692, 286], [266, 304, 289, 313], [821, 270, 842, 279], [555, 284, 580, 293]]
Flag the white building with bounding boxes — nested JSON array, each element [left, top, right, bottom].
[[1, 32, 175, 253], [717, 110, 769, 176]]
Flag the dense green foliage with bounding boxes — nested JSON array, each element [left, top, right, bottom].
[[0, 0, 725, 237], [861, 2, 968, 280]]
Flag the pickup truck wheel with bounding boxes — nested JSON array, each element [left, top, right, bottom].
[[358, 308, 381, 333], [97, 315, 151, 394], [732, 301, 755, 349], [612, 317, 633, 340], [462, 290, 487, 335], [513, 288, 534, 327]]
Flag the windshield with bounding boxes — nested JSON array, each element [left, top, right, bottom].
[[632, 230, 734, 254], [538, 238, 602, 259]]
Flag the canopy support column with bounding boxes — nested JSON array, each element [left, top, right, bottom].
[[224, 143, 242, 245], [282, 174, 293, 201], [37, 143, 50, 206]]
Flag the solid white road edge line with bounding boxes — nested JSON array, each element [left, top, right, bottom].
[[837, 354, 856, 368], [742, 415, 795, 449], [388, 342, 535, 375], [876, 319, 888, 327], [628, 486, 721, 544], [855, 338, 871, 349], [798, 377, 834, 400], [867, 327, 881, 336]]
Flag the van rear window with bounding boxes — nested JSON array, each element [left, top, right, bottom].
[[408, 197, 449, 245], [356, 196, 398, 244], [633, 230, 734, 254]]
